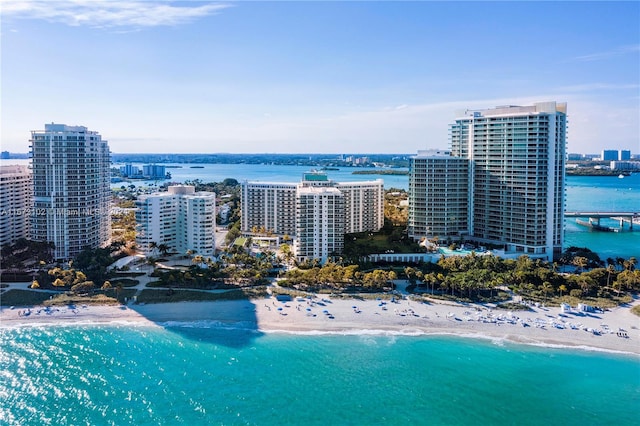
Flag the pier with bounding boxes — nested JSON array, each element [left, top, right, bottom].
[[565, 212, 639, 231]]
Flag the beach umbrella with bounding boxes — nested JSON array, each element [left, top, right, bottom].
[[352, 306, 357, 309], [306, 308, 312, 311], [277, 307, 283, 311]]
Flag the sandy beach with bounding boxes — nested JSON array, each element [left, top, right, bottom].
[[1, 295, 639, 356]]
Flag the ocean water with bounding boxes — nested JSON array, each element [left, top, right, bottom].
[[1, 323, 639, 426]]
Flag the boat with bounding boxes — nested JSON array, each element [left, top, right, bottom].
[[618, 174, 625, 178], [190, 166, 205, 168]]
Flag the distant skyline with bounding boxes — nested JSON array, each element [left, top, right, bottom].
[[2, 1, 639, 154]]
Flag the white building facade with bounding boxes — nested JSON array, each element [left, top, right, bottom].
[[30, 123, 111, 259], [408, 150, 469, 241], [241, 182, 297, 237], [336, 180, 384, 234], [294, 186, 345, 263], [241, 172, 384, 262], [409, 102, 567, 260], [135, 185, 216, 257], [0, 165, 32, 246]]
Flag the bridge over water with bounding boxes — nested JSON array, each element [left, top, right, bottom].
[[565, 211, 639, 231]]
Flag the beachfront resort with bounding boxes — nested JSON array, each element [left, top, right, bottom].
[[1, 108, 639, 355]]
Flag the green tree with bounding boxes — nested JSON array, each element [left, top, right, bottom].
[[558, 284, 567, 297], [541, 281, 553, 302], [572, 256, 589, 274]]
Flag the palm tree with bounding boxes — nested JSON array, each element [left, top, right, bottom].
[[541, 281, 553, 302], [280, 243, 294, 267], [572, 256, 589, 274], [31, 280, 40, 289], [157, 243, 170, 256], [558, 284, 567, 297], [606, 265, 616, 289]]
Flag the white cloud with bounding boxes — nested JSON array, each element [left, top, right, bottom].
[[1, 0, 231, 29], [571, 44, 640, 62]]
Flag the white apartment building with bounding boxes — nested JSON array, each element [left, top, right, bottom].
[[30, 123, 111, 259], [241, 182, 297, 237], [335, 180, 384, 234], [136, 185, 216, 257], [241, 172, 384, 262], [410, 102, 566, 260], [408, 150, 468, 241], [0, 165, 32, 246], [294, 186, 345, 263]]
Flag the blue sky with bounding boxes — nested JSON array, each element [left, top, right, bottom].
[[2, 1, 639, 154]]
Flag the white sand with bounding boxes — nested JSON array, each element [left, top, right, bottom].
[[1, 296, 639, 356]]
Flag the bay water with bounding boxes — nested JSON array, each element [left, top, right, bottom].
[[1, 324, 639, 425]]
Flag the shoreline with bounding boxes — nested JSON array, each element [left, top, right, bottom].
[[1, 296, 639, 357]]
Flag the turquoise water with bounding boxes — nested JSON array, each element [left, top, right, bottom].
[[439, 247, 478, 256], [1, 324, 639, 425], [564, 174, 639, 259]]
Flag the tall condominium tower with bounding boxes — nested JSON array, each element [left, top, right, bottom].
[[136, 185, 216, 257], [241, 182, 297, 237], [409, 102, 567, 260], [30, 123, 111, 259], [408, 150, 469, 241], [0, 165, 32, 246], [294, 186, 345, 263], [453, 102, 566, 258], [335, 181, 385, 234]]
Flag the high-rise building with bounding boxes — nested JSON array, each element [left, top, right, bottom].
[[30, 123, 111, 259], [294, 186, 345, 263], [601, 150, 618, 161], [619, 150, 631, 161], [408, 150, 468, 241], [336, 180, 385, 234], [241, 182, 297, 237], [135, 185, 216, 257], [241, 172, 384, 262], [0, 165, 32, 246], [410, 102, 567, 260], [143, 164, 166, 179], [120, 164, 141, 177]]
